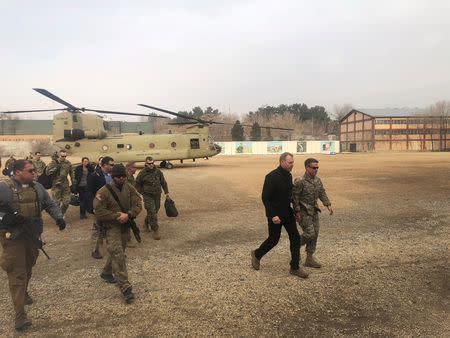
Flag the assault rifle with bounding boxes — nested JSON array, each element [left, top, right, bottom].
[[0, 202, 50, 259]]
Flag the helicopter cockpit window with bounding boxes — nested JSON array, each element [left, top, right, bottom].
[[190, 138, 200, 149], [72, 115, 78, 122], [171, 142, 177, 148], [117, 144, 124, 148], [149, 143, 155, 149], [126, 144, 132, 150]]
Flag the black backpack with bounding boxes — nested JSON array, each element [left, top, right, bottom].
[[164, 197, 178, 217], [38, 161, 61, 189]]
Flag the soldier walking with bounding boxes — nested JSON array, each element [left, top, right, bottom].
[[94, 164, 142, 303], [86, 156, 114, 259], [251, 152, 308, 278], [292, 158, 333, 268], [32, 152, 46, 181], [125, 161, 137, 187], [45, 150, 74, 215], [4, 155, 16, 177], [136, 156, 169, 240], [0, 160, 66, 331]]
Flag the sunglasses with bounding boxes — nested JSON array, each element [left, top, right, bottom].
[[27, 169, 36, 173], [309, 166, 319, 170], [146, 162, 154, 165]]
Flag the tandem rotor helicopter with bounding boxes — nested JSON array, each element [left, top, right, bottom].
[[1, 89, 293, 168]]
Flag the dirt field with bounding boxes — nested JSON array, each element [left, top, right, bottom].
[[0, 153, 449, 337]]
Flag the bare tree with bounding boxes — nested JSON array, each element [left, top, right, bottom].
[[333, 104, 354, 121]]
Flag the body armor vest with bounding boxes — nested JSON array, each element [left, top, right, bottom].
[[5, 179, 40, 219]]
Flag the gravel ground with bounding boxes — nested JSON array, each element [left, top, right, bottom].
[[0, 152, 449, 337]]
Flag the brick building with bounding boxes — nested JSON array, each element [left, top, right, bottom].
[[340, 109, 449, 152]]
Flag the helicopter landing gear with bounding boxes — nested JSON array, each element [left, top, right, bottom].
[[160, 160, 167, 168], [166, 162, 174, 169]]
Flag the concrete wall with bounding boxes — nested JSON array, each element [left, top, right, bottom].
[[216, 140, 339, 155]]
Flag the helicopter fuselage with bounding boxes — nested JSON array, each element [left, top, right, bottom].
[[55, 125, 221, 163]]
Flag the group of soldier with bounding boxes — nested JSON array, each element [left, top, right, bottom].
[[0, 150, 331, 332], [0, 150, 170, 331]]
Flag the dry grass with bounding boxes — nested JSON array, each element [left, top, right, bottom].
[[0, 153, 449, 337]]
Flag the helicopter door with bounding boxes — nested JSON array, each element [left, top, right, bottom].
[[190, 138, 200, 149]]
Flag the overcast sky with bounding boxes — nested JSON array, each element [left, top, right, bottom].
[[0, 0, 449, 120]]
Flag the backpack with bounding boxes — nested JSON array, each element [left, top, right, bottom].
[[38, 161, 61, 189], [164, 197, 178, 217]]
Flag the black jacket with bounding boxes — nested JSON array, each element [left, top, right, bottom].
[[85, 168, 107, 213], [74, 164, 94, 187], [261, 166, 294, 221]]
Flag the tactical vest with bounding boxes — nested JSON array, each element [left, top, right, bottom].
[[5, 179, 40, 219]]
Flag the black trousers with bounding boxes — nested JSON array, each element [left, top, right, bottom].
[[77, 186, 87, 215], [254, 217, 300, 270]]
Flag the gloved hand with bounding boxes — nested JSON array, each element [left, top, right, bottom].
[[56, 218, 66, 231], [70, 185, 77, 194]]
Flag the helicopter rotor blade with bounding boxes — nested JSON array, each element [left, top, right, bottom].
[[138, 104, 204, 123], [33, 88, 80, 111], [138, 104, 293, 131], [84, 108, 168, 118], [0, 108, 66, 114]]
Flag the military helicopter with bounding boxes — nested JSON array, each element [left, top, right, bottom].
[[1, 89, 293, 168]]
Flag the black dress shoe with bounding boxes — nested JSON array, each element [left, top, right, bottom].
[[92, 250, 103, 259]]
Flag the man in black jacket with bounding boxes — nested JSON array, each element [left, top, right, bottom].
[[251, 152, 308, 278], [86, 156, 114, 259]]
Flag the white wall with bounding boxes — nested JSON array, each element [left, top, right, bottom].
[[216, 140, 339, 155]]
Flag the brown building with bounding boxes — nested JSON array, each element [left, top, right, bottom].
[[340, 109, 449, 152]]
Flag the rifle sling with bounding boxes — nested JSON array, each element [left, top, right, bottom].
[[105, 184, 132, 233]]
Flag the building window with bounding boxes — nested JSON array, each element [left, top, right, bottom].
[[375, 130, 389, 135], [392, 120, 406, 124], [392, 130, 407, 134], [375, 120, 390, 124]]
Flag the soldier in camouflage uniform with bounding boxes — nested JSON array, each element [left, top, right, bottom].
[[4, 155, 16, 177], [292, 158, 333, 268], [45, 150, 74, 215], [94, 164, 142, 303], [135, 157, 169, 240], [125, 161, 138, 245], [0, 160, 65, 331], [125, 161, 137, 187], [31, 152, 45, 182]]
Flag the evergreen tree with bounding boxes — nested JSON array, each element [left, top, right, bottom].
[[231, 120, 244, 141], [250, 122, 261, 141]]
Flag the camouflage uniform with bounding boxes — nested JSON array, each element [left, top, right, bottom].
[[292, 173, 331, 254], [0, 177, 63, 327], [31, 159, 46, 181], [135, 167, 168, 231], [126, 174, 136, 187], [4, 158, 16, 176], [45, 159, 74, 215], [93, 182, 142, 293]]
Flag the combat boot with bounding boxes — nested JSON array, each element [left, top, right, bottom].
[[305, 253, 322, 268], [289, 266, 309, 278], [100, 272, 117, 284], [152, 229, 161, 240], [25, 292, 33, 305], [123, 288, 135, 303], [15, 318, 32, 331], [250, 250, 260, 270]]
